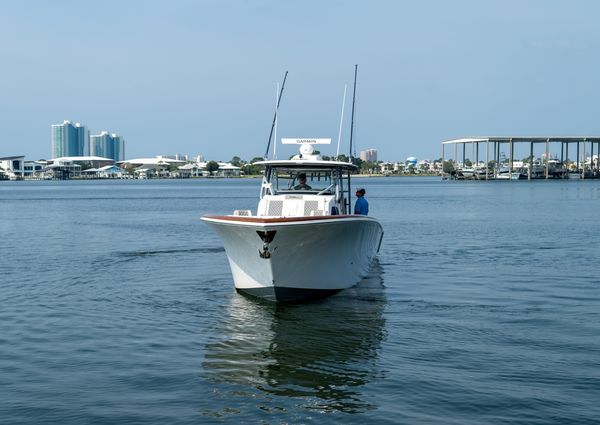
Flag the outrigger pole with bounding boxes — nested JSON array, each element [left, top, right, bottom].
[[264, 71, 288, 159], [349, 64, 358, 160], [348, 64, 358, 213]]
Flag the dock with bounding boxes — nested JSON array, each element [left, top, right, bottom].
[[442, 137, 600, 180]]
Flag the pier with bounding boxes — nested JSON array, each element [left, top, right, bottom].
[[442, 137, 600, 180]]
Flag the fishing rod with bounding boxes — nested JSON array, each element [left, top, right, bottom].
[[348, 64, 358, 212], [349, 64, 358, 161], [264, 71, 288, 159]]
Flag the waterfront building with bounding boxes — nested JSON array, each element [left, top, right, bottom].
[[51, 156, 115, 169], [360, 149, 378, 162], [23, 160, 46, 178], [217, 162, 241, 176], [0, 155, 25, 179], [44, 160, 82, 179], [177, 163, 207, 177], [81, 165, 126, 179], [51, 121, 89, 158], [90, 131, 125, 162]]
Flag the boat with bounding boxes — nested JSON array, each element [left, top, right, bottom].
[[202, 140, 384, 302], [495, 166, 523, 180], [458, 167, 475, 178]]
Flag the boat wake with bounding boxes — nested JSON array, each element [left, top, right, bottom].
[[116, 247, 225, 257]]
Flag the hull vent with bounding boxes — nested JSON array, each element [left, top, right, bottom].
[[267, 200, 284, 216], [304, 200, 320, 216]]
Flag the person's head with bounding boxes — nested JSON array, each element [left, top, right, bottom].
[[356, 188, 366, 197], [298, 173, 307, 183]]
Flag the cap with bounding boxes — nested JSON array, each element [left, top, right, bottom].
[[356, 188, 366, 194]]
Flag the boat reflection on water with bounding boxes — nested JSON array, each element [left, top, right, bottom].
[[202, 265, 386, 414]]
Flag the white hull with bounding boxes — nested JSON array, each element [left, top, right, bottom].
[[202, 215, 384, 302], [496, 173, 521, 180]]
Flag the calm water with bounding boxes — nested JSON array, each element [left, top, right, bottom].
[[1, 177, 599, 424]]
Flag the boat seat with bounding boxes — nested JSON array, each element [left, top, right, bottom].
[[233, 209, 252, 216]]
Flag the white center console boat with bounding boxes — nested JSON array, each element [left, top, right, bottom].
[[202, 139, 384, 302]]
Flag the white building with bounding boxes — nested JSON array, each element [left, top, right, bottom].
[[0, 156, 25, 180], [23, 160, 47, 178], [360, 149, 378, 162]]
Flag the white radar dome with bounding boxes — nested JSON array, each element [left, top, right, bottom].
[[300, 143, 315, 156]]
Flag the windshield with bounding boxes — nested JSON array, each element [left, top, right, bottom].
[[271, 168, 334, 193]]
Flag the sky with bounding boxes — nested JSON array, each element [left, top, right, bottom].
[[2, 0, 600, 162]]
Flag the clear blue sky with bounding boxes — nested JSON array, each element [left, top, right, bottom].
[[1, 0, 600, 162]]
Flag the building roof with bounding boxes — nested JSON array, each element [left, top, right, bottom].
[[218, 163, 241, 170], [0, 156, 25, 160], [45, 163, 82, 169], [443, 136, 600, 144], [97, 165, 123, 171], [178, 163, 202, 170], [52, 156, 114, 162], [119, 157, 185, 165]]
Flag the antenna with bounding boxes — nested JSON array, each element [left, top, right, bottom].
[[264, 71, 288, 159], [349, 64, 358, 160], [336, 84, 347, 158], [273, 83, 279, 159]]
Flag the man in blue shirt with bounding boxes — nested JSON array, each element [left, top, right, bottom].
[[354, 188, 369, 215]]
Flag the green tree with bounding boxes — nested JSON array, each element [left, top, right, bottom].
[[359, 160, 379, 174], [241, 157, 266, 176], [206, 160, 220, 175], [230, 156, 242, 167], [464, 159, 472, 167], [351, 157, 363, 169], [443, 160, 455, 173]]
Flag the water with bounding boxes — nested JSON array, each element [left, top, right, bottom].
[[1, 178, 599, 424]]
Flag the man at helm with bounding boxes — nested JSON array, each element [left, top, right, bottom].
[[294, 173, 312, 190]]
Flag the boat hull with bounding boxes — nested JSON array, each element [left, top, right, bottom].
[[202, 215, 384, 302]]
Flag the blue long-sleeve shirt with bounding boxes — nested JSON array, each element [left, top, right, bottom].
[[354, 197, 369, 215]]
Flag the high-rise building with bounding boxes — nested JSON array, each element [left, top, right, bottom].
[[90, 131, 125, 162], [51, 120, 89, 158], [360, 148, 378, 162]]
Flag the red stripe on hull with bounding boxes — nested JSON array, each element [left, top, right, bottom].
[[202, 214, 369, 224]]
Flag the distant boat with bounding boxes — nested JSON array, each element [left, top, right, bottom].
[[496, 166, 522, 180], [459, 168, 475, 178]]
